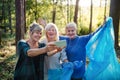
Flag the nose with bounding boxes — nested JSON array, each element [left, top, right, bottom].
[[69, 31, 73, 34]]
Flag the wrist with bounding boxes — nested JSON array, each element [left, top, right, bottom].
[[45, 46, 49, 52]]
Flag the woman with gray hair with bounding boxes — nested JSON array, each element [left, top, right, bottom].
[[59, 22, 102, 80], [14, 22, 61, 80]]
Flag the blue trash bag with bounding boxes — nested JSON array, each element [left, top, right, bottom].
[[48, 62, 74, 80], [73, 60, 83, 69], [84, 17, 120, 80]]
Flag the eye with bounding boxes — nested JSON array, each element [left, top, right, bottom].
[[71, 30, 74, 32], [67, 30, 70, 32], [35, 31, 42, 35], [52, 29, 55, 32], [39, 32, 42, 35]]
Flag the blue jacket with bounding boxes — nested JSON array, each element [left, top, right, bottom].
[[60, 35, 91, 79]]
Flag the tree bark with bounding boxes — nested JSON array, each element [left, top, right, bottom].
[[89, 0, 93, 33], [109, 0, 120, 48], [74, 0, 79, 24], [52, 0, 57, 23], [15, 0, 25, 45]]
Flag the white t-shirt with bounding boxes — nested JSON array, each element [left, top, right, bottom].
[[41, 39, 67, 80]]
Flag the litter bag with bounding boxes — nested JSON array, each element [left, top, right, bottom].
[[85, 17, 120, 80], [48, 62, 74, 80]]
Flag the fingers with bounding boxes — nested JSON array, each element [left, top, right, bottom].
[[47, 42, 66, 53], [47, 45, 64, 53], [47, 42, 55, 46]]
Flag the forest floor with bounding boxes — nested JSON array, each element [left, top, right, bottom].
[[0, 38, 120, 80]]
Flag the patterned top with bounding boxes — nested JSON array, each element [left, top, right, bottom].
[[14, 40, 47, 80]]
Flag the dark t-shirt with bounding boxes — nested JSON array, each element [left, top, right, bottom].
[[14, 40, 47, 80]]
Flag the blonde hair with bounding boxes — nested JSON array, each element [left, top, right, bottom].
[[66, 22, 77, 30], [45, 23, 59, 41]]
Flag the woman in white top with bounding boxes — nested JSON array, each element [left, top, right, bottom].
[[41, 23, 68, 80]]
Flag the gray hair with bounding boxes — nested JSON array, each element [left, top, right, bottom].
[[29, 22, 42, 33], [45, 23, 59, 41], [66, 22, 77, 29]]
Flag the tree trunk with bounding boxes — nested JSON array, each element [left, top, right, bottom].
[[52, 0, 57, 23], [109, 0, 120, 48], [24, 0, 26, 33], [89, 0, 93, 33], [15, 0, 25, 45], [74, 0, 79, 24], [34, 0, 37, 21]]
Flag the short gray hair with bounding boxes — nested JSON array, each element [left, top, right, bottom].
[[29, 22, 42, 33], [66, 22, 77, 29]]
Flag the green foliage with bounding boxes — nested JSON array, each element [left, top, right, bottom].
[[78, 26, 89, 35], [0, 54, 16, 80], [0, 44, 16, 80]]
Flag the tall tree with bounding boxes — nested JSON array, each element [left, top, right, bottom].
[[109, 0, 120, 48], [89, 0, 93, 33], [34, 0, 37, 21], [74, 0, 79, 24], [24, 0, 26, 33], [52, 0, 57, 23], [15, 0, 25, 45]]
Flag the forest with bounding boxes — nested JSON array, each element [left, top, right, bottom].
[[0, 0, 120, 80]]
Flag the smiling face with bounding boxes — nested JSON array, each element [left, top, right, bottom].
[[30, 30, 42, 42], [29, 23, 42, 42], [46, 26, 57, 41], [65, 22, 77, 39], [66, 27, 77, 39], [45, 23, 59, 42]]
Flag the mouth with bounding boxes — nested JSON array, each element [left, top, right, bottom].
[[48, 34, 55, 37]]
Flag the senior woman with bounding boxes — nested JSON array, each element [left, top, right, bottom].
[[14, 22, 61, 80], [59, 22, 101, 80], [41, 23, 68, 80]]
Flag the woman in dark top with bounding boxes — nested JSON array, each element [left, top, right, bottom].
[[14, 23, 60, 80]]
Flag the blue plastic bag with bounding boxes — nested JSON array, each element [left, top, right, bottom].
[[85, 17, 120, 80], [73, 60, 83, 69], [48, 62, 74, 80]]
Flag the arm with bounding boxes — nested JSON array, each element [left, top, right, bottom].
[[27, 46, 48, 57], [60, 48, 68, 62], [47, 46, 65, 56], [27, 42, 57, 57]]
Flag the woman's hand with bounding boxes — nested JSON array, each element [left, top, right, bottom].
[[46, 42, 66, 56]]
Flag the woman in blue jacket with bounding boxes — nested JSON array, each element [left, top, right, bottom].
[[60, 22, 100, 80]]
